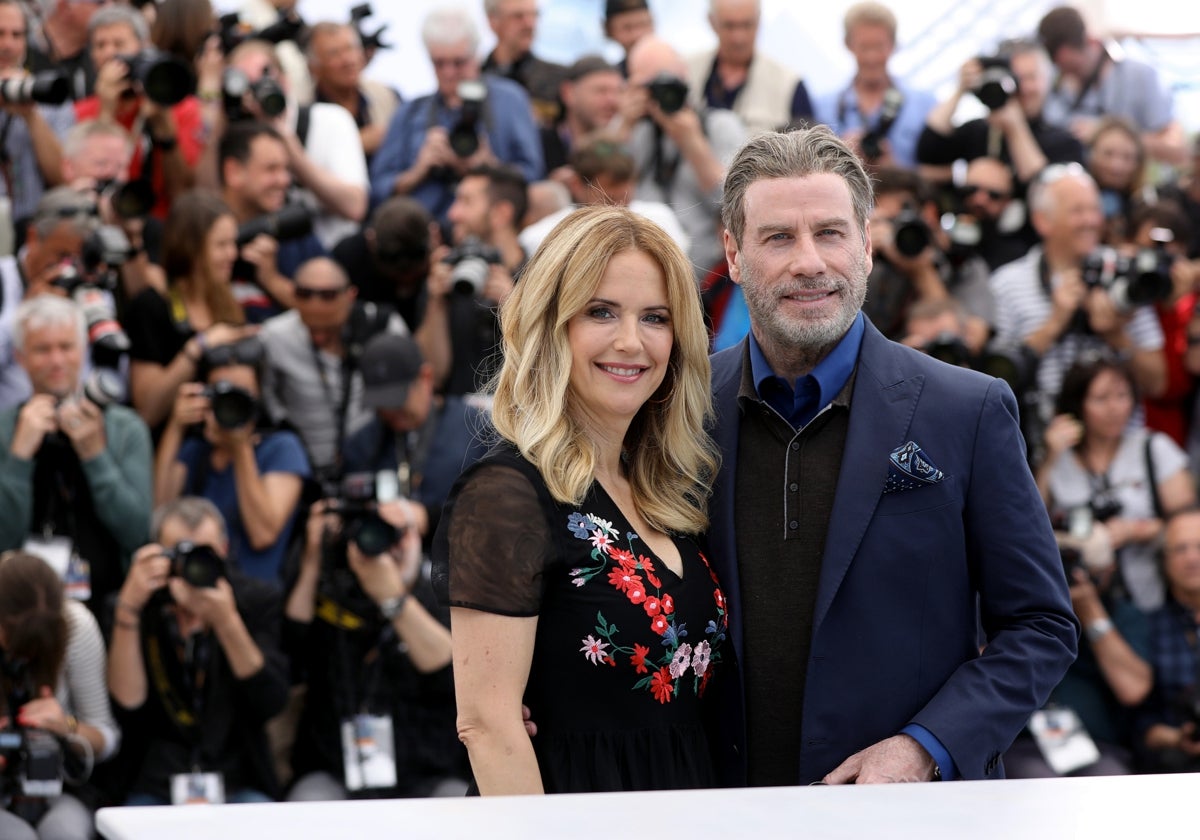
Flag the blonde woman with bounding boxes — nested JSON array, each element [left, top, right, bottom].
[[432, 205, 725, 794]]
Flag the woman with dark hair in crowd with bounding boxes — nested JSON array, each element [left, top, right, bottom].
[[150, 0, 215, 65], [1039, 356, 1195, 612], [0, 552, 119, 840], [122, 190, 257, 433], [434, 206, 726, 794], [153, 339, 309, 583], [1086, 117, 1151, 245]]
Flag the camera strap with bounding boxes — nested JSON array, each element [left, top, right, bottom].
[[308, 338, 356, 476], [146, 614, 212, 745], [1144, 432, 1164, 520], [836, 81, 902, 136], [0, 113, 15, 200]]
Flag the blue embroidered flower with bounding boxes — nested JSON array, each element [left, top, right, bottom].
[[567, 512, 592, 540], [706, 619, 727, 643], [661, 622, 688, 648]]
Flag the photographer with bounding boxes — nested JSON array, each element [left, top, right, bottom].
[[73, 5, 201, 220], [917, 40, 1083, 188], [0, 296, 151, 629], [259, 257, 407, 478], [991, 164, 1167, 431], [25, 0, 100, 101], [0, 0, 73, 250], [1139, 510, 1200, 772], [108, 497, 288, 805], [481, 0, 566, 130], [154, 336, 309, 584], [368, 6, 542, 226], [283, 493, 465, 801], [612, 35, 744, 280], [0, 551, 119, 840]]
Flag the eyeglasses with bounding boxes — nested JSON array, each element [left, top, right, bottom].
[[430, 57, 472, 71], [962, 184, 1010, 202], [294, 285, 348, 302]]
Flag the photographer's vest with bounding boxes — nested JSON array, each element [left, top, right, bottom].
[[685, 49, 800, 136]]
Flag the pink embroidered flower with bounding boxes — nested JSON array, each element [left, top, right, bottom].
[[571, 577, 586, 587], [691, 641, 712, 677], [607, 568, 644, 594], [650, 614, 669, 635], [630, 643, 651, 674], [589, 529, 613, 553], [650, 667, 674, 704], [669, 643, 692, 678], [642, 596, 662, 617], [580, 635, 610, 665], [661, 594, 675, 615]]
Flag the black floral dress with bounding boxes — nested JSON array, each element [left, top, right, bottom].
[[432, 445, 729, 793]]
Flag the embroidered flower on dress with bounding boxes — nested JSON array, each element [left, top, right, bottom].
[[643, 596, 662, 616], [650, 667, 674, 704], [572, 577, 586, 587], [714, 589, 726, 611], [630, 643, 651, 674], [608, 568, 644, 594], [650, 614, 669, 636], [590, 529, 614, 553], [580, 635, 610, 665], [661, 622, 687, 647], [691, 641, 712, 677], [567, 513, 592, 540], [669, 643, 692, 678], [610, 548, 636, 568], [661, 594, 675, 615]]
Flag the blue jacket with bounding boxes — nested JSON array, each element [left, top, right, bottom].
[[706, 320, 1078, 784]]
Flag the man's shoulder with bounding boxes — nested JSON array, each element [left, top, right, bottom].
[[989, 248, 1040, 290], [259, 310, 304, 343], [104, 402, 148, 431], [484, 73, 534, 105]]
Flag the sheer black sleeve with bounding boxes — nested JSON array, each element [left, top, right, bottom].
[[432, 461, 555, 617]]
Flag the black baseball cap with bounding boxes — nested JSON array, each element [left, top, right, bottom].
[[606, 0, 650, 21], [360, 332, 424, 409]]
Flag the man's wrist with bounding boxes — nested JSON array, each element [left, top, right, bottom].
[[379, 591, 409, 621]]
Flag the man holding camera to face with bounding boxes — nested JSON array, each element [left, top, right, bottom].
[[368, 6, 542, 227], [108, 497, 289, 805], [613, 35, 744, 281], [0, 295, 151, 631]]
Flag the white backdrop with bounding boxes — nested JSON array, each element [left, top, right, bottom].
[[215, 0, 1200, 131]]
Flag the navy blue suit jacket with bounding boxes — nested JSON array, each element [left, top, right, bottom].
[[707, 321, 1078, 784]]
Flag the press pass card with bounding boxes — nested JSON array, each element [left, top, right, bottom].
[[171, 771, 225, 805], [1029, 707, 1101, 775], [342, 714, 398, 791]]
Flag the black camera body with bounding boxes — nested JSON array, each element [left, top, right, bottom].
[[920, 335, 1036, 395], [326, 472, 402, 558], [203, 381, 259, 430], [973, 56, 1017, 111], [222, 67, 287, 121], [348, 3, 390, 53], [0, 656, 65, 807], [236, 204, 315, 247], [164, 541, 226, 589], [0, 71, 69, 105], [117, 50, 194, 107], [890, 207, 932, 258], [646, 73, 689, 115], [51, 235, 132, 367], [217, 10, 306, 55], [860, 88, 904, 161], [1081, 239, 1174, 313], [443, 237, 503, 296], [95, 178, 155, 221], [447, 80, 488, 159]]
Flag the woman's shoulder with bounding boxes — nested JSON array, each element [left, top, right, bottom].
[[63, 598, 103, 645]]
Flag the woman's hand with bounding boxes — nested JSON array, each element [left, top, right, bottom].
[[169, 381, 210, 429], [1043, 414, 1084, 458], [17, 687, 69, 736]]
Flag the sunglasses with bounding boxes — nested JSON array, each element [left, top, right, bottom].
[[962, 184, 1010, 202], [294, 285, 348, 302], [202, 337, 264, 369]]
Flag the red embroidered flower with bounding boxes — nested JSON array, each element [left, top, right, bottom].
[[639, 556, 662, 589], [630, 643, 651, 674], [607, 568, 644, 594], [650, 614, 669, 635], [643, 596, 661, 616], [650, 667, 674, 704], [714, 589, 726, 611], [660, 594, 675, 615], [626, 584, 647, 605], [610, 547, 636, 569]]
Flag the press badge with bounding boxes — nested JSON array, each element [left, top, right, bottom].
[[23, 535, 73, 579], [1028, 707, 1101, 775], [341, 714, 397, 791], [170, 771, 225, 805]]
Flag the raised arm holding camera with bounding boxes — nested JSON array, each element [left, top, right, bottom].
[[107, 498, 288, 806]]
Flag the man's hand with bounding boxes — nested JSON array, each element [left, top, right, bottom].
[[426, 247, 453, 297], [121, 544, 172, 612], [0, 68, 35, 119], [10, 394, 58, 460], [169, 382, 209, 430], [957, 58, 983, 96], [303, 500, 339, 570], [822, 734, 939, 784], [413, 126, 455, 179], [1069, 116, 1100, 146], [647, 101, 701, 145], [347, 542, 406, 607], [240, 233, 281, 285], [987, 97, 1028, 136], [58, 397, 107, 462], [95, 59, 134, 120], [1085, 287, 1129, 339], [169, 576, 239, 628], [483, 264, 516, 305], [1049, 268, 1087, 317]]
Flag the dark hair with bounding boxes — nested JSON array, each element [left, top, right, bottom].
[[218, 121, 286, 184], [0, 551, 68, 712], [872, 166, 933, 206], [466, 164, 529, 233], [162, 190, 246, 326], [1054, 356, 1137, 431], [1037, 6, 1087, 58], [370, 196, 432, 266], [569, 137, 636, 184], [151, 0, 214, 63], [1130, 199, 1192, 251]]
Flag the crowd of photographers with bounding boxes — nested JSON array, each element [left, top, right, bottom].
[[0, 0, 1199, 834]]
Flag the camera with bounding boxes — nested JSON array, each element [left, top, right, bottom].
[[443, 237, 503, 296], [217, 10, 306, 55], [1060, 545, 1086, 580], [117, 50, 194, 107], [164, 541, 225, 588], [0, 655, 65, 809], [222, 67, 287, 121], [891, 207, 932, 258], [202, 381, 259, 430], [1081, 233, 1174, 313], [348, 3, 390, 53], [919, 335, 1036, 395], [326, 471, 402, 557], [973, 57, 1017, 111], [0, 71, 69, 105], [860, 88, 904, 161], [236, 204, 315, 247], [81, 368, 126, 409], [51, 252, 131, 366], [95, 178, 155, 221], [646, 72, 689, 115], [447, 80, 487, 159]]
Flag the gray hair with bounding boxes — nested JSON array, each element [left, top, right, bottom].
[[30, 187, 98, 241], [87, 4, 148, 46], [422, 5, 480, 53], [12, 295, 86, 357], [151, 497, 228, 545], [721, 125, 875, 245], [304, 21, 362, 65], [710, 0, 761, 15], [1027, 162, 1095, 216], [61, 118, 131, 164]]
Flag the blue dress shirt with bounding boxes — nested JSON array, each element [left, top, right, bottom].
[[813, 81, 936, 170]]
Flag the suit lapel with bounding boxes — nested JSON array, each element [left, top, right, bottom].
[[811, 324, 924, 633], [709, 342, 747, 664]]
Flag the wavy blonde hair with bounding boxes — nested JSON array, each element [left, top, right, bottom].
[[491, 205, 718, 535]]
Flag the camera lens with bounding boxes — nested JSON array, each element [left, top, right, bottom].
[[209, 383, 258, 429], [347, 514, 398, 556]]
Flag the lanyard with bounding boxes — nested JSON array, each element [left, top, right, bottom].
[[309, 338, 355, 475]]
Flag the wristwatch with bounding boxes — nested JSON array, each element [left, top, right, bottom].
[[379, 593, 409, 621], [1085, 616, 1114, 644]]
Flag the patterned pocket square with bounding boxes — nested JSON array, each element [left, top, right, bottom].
[[884, 441, 946, 494]]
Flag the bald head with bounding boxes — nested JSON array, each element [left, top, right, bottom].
[[626, 35, 687, 85]]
